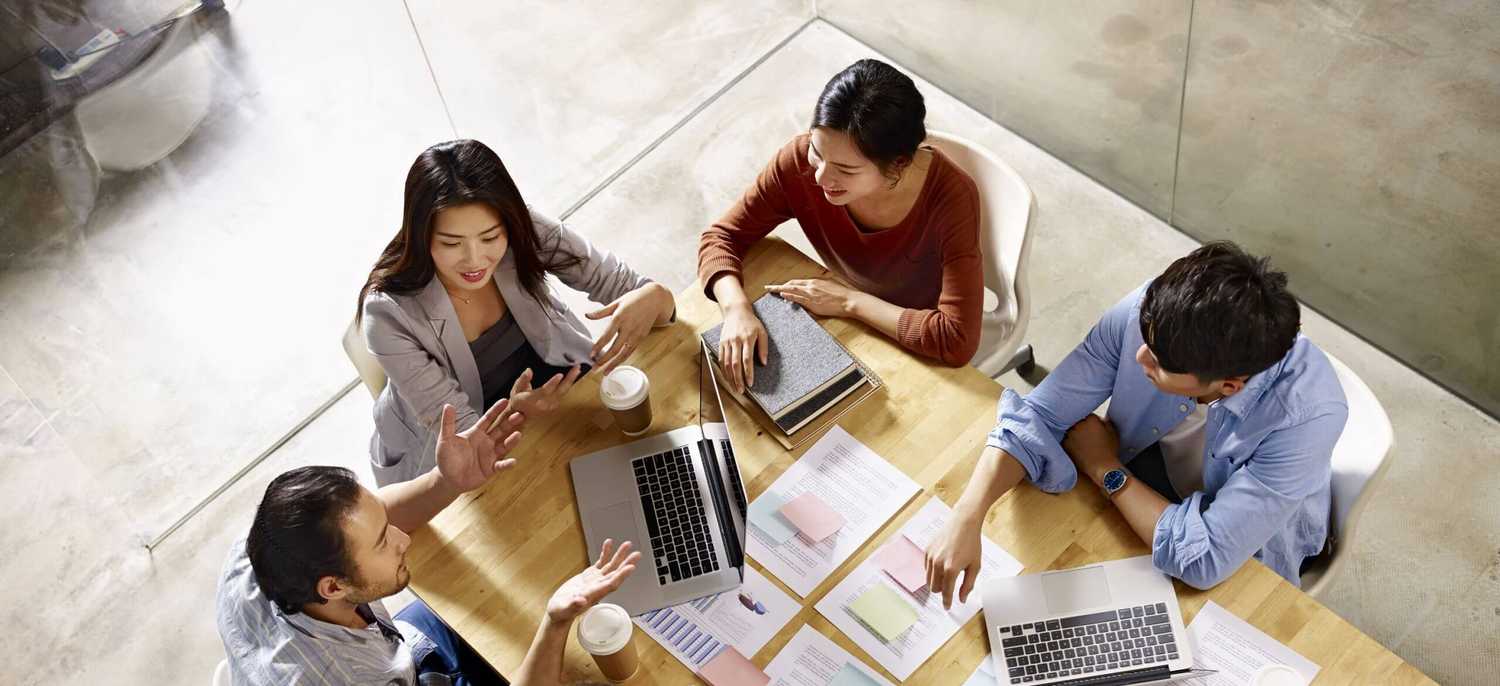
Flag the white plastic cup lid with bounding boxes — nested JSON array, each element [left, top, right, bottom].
[[577, 603, 633, 655], [599, 366, 649, 410], [1253, 664, 1307, 686]]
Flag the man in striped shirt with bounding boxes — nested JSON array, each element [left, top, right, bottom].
[[216, 400, 641, 685]]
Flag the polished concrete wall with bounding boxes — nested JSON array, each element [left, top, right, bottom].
[[820, 0, 1191, 217], [820, 0, 1500, 417]]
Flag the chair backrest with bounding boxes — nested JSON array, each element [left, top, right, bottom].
[[75, 8, 213, 171], [924, 131, 1038, 374], [343, 319, 388, 399], [1324, 353, 1394, 541]]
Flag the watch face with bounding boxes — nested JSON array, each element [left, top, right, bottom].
[[1103, 470, 1126, 493]]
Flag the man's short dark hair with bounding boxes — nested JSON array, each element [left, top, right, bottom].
[[1140, 241, 1300, 381], [246, 466, 363, 614]]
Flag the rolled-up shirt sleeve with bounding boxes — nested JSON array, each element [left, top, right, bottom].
[[1152, 404, 1347, 589], [986, 288, 1139, 492]]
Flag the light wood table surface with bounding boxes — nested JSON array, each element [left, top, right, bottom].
[[406, 238, 1433, 685]]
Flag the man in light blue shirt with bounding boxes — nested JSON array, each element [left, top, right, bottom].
[[925, 242, 1347, 606]]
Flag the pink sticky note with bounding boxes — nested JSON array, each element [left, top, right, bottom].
[[777, 492, 846, 542], [874, 535, 928, 594], [699, 647, 769, 686]]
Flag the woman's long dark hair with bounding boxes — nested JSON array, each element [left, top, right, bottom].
[[357, 139, 578, 322]]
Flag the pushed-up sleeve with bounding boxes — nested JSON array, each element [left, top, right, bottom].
[[985, 289, 1136, 492], [697, 137, 801, 299]]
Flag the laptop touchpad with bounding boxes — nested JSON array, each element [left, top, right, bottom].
[[1041, 566, 1111, 614], [589, 502, 645, 558], [588, 502, 659, 607]]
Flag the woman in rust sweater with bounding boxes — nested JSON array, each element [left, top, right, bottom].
[[698, 58, 984, 391]]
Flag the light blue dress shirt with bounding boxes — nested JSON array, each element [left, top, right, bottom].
[[216, 539, 451, 686], [988, 284, 1348, 589]]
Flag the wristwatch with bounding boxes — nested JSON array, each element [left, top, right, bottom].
[[1102, 468, 1129, 498]]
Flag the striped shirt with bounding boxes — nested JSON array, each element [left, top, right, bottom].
[[216, 539, 445, 685]]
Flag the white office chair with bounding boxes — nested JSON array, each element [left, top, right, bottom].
[[211, 659, 229, 686], [74, 6, 214, 171], [343, 319, 388, 399], [1300, 353, 1395, 598], [925, 131, 1038, 377]]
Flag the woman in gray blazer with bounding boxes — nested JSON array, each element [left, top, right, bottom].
[[359, 139, 676, 485]]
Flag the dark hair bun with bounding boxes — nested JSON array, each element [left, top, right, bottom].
[[811, 59, 926, 172]]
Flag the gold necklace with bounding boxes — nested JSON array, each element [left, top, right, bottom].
[[444, 287, 473, 306]]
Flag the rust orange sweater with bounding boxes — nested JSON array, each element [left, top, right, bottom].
[[698, 134, 983, 366]]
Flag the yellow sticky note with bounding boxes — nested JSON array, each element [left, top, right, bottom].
[[848, 583, 918, 642]]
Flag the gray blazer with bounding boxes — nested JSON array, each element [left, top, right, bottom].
[[362, 208, 655, 485]]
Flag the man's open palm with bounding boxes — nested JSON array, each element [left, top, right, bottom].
[[434, 400, 525, 493], [547, 540, 641, 623]]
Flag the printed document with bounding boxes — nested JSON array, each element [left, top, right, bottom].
[[1183, 601, 1320, 685], [814, 497, 1024, 680], [746, 427, 920, 597], [764, 625, 895, 686], [636, 566, 799, 671]]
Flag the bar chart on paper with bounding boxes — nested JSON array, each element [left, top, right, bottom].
[[639, 596, 730, 668], [635, 566, 800, 671]]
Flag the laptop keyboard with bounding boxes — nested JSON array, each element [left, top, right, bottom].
[[998, 603, 1180, 683], [633, 447, 720, 586]]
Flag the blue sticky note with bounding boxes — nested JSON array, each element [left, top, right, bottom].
[[747, 491, 799, 544], [829, 662, 882, 686]]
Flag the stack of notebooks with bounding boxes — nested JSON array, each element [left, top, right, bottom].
[[703, 294, 881, 448]]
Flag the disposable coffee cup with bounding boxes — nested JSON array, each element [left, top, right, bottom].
[[1253, 664, 1307, 686], [600, 366, 652, 436], [578, 603, 639, 682]]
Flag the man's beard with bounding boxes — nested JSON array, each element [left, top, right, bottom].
[[345, 563, 411, 606]]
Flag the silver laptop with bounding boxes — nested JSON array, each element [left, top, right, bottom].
[[569, 342, 750, 615], [981, 556, 1210, 685]]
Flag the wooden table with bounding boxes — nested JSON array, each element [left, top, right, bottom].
[[407, 238, 1433, 685]]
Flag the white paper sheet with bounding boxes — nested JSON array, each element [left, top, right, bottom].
[[764, 624, 896, 686], [746, 426, 921, 597], [635, 566, 800, 671], [1182, 601, 1320, 685], [814, 497, 1025, 680], [962, 654, 997, 686]]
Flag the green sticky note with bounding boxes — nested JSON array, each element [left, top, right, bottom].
[[828, 662, 882, 686], [848, 583, 918, 642]]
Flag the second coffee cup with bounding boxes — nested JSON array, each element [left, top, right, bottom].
[[578, 602, 640, 682], [600, 366, 653, 436]]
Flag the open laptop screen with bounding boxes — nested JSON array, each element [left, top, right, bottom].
[[696, 342, 748, 573], [698, 341, 726, 431]]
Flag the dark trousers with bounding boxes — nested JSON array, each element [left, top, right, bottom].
[[396, 599, 510, 686]]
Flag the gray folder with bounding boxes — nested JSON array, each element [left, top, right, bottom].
[[701, 294, 855, 418]]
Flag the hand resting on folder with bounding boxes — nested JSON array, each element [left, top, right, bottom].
[[764, 278, 905, 344], [708, 273, 906, 395], [710, 274, 771, 395]]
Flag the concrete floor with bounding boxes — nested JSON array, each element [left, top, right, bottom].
[[0, 2, 1494, 683]]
